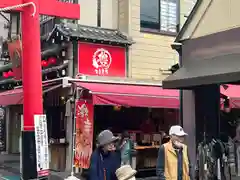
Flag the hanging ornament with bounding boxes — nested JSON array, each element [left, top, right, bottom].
[[48, 57, 57, 64], [41, 60, 48, 67], [8, 70, 14, 77], [3, 72, 8, 78]]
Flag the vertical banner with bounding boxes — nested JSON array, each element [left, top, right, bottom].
[[7, 36, 23, 80], [74, 100, 94, 169], [34, 114, 49, 177]]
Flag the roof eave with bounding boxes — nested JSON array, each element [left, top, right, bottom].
[[50, 24, 134, 46], [70, 35, 131, 45]]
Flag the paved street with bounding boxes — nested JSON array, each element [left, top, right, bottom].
[[0, 176, 19, 180], [0, 154, 155, 180], [0, 154, 20, 180], [0, 154, 83, 180]]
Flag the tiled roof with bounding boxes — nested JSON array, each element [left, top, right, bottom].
[[49, 23, 134, 45]]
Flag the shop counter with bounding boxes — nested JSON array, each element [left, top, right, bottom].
[[49, 142, 69, 171], [134, 145, 160, 150], [132, 145, 160, 171]]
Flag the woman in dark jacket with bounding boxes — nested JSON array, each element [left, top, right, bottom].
[[89, 130, 121, 180]]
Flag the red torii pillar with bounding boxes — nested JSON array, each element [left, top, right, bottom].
[[0, 0, 79, 179]]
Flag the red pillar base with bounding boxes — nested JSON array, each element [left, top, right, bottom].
[[21, 131, 37, 179]]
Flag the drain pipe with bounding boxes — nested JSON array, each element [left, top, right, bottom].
[[171, 42, 183, 125]]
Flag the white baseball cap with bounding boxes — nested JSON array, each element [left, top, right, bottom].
[[169, 125, 188, 136]]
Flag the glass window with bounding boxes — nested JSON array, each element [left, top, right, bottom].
[[140, 0, 179, 33], [140, 0, 159, 30]]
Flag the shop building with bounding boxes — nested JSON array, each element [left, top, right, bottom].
[[0, 0, 198, 175], [0, 22, 181, 175], [48, 23, 181, 175], [163, 0, 240, 168]]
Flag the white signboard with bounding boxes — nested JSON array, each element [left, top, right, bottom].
[[34, 114, 49, 177], [20, 115, 23, 174]]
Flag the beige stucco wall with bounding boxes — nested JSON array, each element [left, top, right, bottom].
[[126, 0, 178, 81], [101, 0, 118, 29], [78, 0, 118, 29], [118, 0, 129, 34], [118, 0, 196, 81], [180, 0, 240, 40], [78, 0, 97, 27]]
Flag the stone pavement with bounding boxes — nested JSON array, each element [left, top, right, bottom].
[[0, 154, 155, 180], [0, 154, 83, 180]]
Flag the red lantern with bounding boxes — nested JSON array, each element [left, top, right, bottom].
[[41, 60, 48, 67], [48, 57, 57, 64], [3, 72, 8, 78], [8, 71, 14, 77]]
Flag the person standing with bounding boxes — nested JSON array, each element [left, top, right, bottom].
[[156, 125, 192, 180], [234, 124, 240, 178], [161, 134, 170, 144], [119, 131, 134, 166], [89, 130, 121, 180]]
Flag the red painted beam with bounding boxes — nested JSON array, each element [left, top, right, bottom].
[[0, 0, 80, 19], [39, 1, 80, 19], [0, 0, 23, 11]]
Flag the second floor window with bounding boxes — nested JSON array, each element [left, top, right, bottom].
[[140, 0, 179, 34]]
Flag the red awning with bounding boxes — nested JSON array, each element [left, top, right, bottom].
[[0, 83, 62, 106], [75, 82, 179, 109], [0, 88, 23, 105], [221, 84, 240, 108]]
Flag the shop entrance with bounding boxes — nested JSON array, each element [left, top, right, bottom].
[[94, 105, 179, 177], [194, 85, 220, 143], [70, 78, 181, 177]]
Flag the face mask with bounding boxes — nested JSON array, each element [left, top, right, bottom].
[[172, 140, 183, 148]]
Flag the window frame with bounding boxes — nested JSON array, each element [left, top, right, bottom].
[[140, 0, 180, 36], [97, 0, 101, 27]]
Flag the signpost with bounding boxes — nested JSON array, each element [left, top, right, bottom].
[[34, 115, 49, 177], [0, 0, 80, 179]]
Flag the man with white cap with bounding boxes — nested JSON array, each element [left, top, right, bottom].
[[89, 130, 121, 180], [156, 125, 192, 180]]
